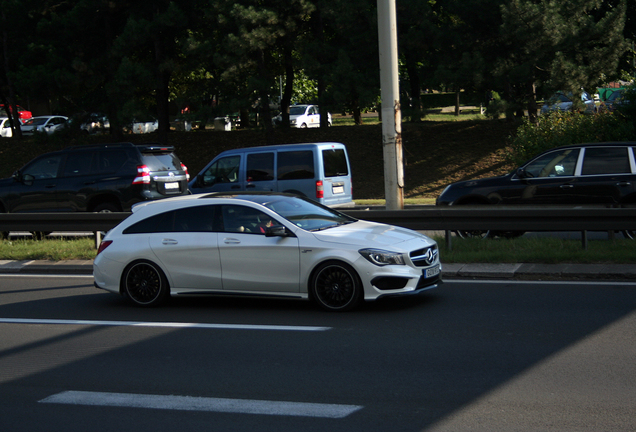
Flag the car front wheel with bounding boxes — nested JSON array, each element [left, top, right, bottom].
[[310, 261, 362, 312], [122, 260, 169, 307]]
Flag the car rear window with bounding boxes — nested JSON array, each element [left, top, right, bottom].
[[141, 152, 183, 172], [322, 148, 348, 177]]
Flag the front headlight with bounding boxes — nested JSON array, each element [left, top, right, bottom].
[[359, 248, 405, 266]]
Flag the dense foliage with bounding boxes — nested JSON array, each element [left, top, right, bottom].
[[507, 110, 636, 166], [0, 0, 633, 141]]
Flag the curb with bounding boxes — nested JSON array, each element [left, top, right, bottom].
[[1, 260, 635, 281]]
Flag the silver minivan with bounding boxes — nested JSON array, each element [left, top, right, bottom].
[[188, 142, 353, 207]]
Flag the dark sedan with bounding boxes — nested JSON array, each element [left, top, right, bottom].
[[436, 142, 636, 238]]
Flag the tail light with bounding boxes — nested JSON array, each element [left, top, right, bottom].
[[132, 165, 150, 184], [316, 180, 324, 199], [181, 163, 190, 181], [96, 240, 113, 256]]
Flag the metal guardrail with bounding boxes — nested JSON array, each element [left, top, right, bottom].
[[1, 206, 635, 249]]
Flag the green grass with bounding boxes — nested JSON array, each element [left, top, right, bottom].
[[0, 238, 97, 260], [433, 235, 636, 264], [0, 234, 634, 264]]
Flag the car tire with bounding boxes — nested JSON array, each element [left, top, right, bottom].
[[310, 261, 362, 312], [623, 230, 635, 240], [122, 260, 170, 307], [93, 202, 121, 212], [300, 123, 308, 128]]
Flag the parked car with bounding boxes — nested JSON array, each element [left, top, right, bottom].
[[20, 115, 68, 135], [541, 91, 596, 114], [0, 104, 32, 123], [0, 142, 189, 217], [93, 192, 441, 310], [0, 117, 12, 138], [436, 142, 636, 238], [189, 142, 354, 208], [127, 118, 159, 134], [273, 104, 332, 128], [79, 113, 110, 134], [599, 89, 628, 112]]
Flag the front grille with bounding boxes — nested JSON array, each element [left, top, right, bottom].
[[410, 245, 439, 267]]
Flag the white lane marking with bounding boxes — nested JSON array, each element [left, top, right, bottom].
[[446, 279, 636, 286], [0, 318, 330, 332], [40, 391, 362, 418]]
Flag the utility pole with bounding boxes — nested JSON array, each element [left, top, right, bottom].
[[377, 0, 404, 210]]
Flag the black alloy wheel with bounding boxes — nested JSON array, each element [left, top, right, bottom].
[[122, 261, 169, 307], [310, 261, 362, 312]]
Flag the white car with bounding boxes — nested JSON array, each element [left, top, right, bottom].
[[130, 118, 158, 134], [20, 115, 69, 135], [0, 117, 12, 138], [274, 104, 332, 128], [93, 192, 441, 311]]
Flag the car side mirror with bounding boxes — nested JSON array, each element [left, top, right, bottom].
[[265, 225, 291, 237], [22, 174, 35, 186], [516, 167, 531, 179]]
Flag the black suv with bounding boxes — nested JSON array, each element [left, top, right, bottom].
[[437, 142, 636, 237], [0, 143, 189, 214]]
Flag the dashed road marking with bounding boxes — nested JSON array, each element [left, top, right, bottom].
[[40, 391, 362, 418], [0, 318, 330, 332]]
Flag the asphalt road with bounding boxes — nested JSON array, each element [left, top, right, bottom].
[[0, 275, 635, 431]]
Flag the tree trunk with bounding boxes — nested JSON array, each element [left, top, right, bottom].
[[280, 42, 294, 129]]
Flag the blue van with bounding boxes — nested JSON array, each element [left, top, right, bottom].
[[188, 142, 354, 207]]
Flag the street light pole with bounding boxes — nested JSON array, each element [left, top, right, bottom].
[[377, 0, 404, 210]]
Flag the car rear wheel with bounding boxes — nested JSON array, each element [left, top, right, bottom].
[[623, 230, 635, 240], [122, 260, 169, 307], [93, 202, 121, 212], [310, 261, 362, 312]]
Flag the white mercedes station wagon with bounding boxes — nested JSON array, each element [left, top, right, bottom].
[[93, 192, 441, 311]]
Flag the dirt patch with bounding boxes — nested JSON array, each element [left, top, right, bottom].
[[0, 120, 519, 200]]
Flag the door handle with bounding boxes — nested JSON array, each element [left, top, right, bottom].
[[231, 185, 241, 189], [45, 184, 56, 188], [246, 184, 256, 189], [224, 238, 240, 244], [162, 239, 178, 245], [616, 181, 631, 187], [559, 184, 574, 189]]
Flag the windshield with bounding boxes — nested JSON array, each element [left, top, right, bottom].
[[24, 117, 49, 126], [289, 106, 308, 115]]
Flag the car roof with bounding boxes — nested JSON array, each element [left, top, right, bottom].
[[214, 142, 345, 156], [130, 192, 302, 213]]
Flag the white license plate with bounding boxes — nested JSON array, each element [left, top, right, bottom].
[[332, 185, 344, 194], [425, 265, 440, 278], [164, 182, 179, 190]]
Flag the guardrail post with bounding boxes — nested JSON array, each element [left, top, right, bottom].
[[582, 231, 588, 250], [445, 230, 452, 251], [94, 231, 102, 249]]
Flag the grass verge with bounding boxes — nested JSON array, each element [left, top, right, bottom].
[[1, 234, 634, 264], [433, 235, 636, 264]]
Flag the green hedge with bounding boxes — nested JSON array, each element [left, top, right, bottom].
[[507, 111, 636, 166]]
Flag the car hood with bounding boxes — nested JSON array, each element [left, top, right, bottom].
[[311, 220, 435, 249]]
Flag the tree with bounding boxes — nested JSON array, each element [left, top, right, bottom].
[[496, 0, 629, 121]]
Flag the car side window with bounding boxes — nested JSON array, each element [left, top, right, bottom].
[[63, 151, 95, 177], [123, 205, 221, 234], [97, 150, 129, 174], [23, 155, 63, 179], [221, 205, 279, 234], [203, 156, 240, 186], [278, 151, 315, 180], [246, 152, 274, 182], [581, 147, 631, 175], [524, 149, 579, 178]]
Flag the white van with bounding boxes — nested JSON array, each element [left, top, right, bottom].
[[188, 142, 354, 207]]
